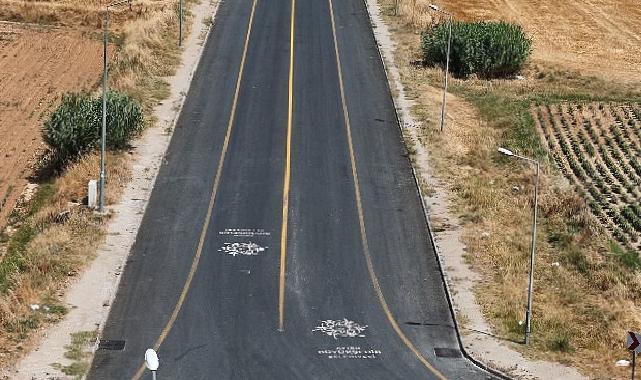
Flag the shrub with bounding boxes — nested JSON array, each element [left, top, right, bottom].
[[421, 21, 532, 78], [548, 333, 573, 352], [43, 91, 143, 163]]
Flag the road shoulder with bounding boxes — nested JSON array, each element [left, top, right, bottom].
[[6, 1, 220, 378], [362, 0, 586, 379]]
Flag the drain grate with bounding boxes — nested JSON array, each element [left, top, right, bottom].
[[98, 339, 126, 351], [434, 347, 462, 358]]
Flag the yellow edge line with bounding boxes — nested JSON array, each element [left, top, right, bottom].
[[326, 0, 447, 378], [130, 0, 260, 377], [278, 0, 296, 332]]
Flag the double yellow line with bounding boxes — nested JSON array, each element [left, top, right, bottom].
[[131, 0, 445, 377]]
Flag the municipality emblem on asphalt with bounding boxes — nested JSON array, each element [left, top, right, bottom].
[[219, 242, 267, 256], [312, 319, 368, 339]]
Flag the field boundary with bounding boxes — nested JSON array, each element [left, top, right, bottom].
[[7, 1, 220, 378]]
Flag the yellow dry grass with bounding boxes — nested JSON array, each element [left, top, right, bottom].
[[0, 153, 131, 365], [0, 0, 197, 370], [393, 0, 641, 84], [379, 0, 641, 378]]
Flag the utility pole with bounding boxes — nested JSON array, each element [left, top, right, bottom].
[[498, 147, 539, 345], [100, 0, 133, 213], [429, 4, 452, 132], [179, 0, 183, 46], [100, 8, 108, 213]]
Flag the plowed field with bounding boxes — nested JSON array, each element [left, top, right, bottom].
[[0, 22, 104, 229]]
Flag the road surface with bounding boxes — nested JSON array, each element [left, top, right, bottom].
[[88, 0, 498, 378]]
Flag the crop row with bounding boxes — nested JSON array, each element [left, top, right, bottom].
[[535, 103, 641, 248]]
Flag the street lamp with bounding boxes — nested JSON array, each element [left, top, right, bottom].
[[145, 348, 159, 380], [100, 0, 132, 213], [498, 147, 539, 345], [429, 4, 452, 132]]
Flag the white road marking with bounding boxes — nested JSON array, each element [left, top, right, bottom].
[[219, 242, 267, 256], [219, 228, 271, 237], [318, 346, 382, 360], [312, 319, 368, 339]]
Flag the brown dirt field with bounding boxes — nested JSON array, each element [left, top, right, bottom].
[[441, 0, 641, 83], [0, 22, 104, 230], [394, 0, 641, 83]]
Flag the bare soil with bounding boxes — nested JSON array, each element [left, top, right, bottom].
[[0, 22, 104, 230]]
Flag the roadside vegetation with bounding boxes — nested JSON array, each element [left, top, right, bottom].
[[44, 91, 143, 165], [0, 0, 198, 369], [379, 0, 641, 377], [51, 330, 98, 379], [421, 21, 531, 79]]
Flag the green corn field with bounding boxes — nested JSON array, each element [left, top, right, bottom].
[[421, 21, 532, 79], [43, 91, 143, 165]]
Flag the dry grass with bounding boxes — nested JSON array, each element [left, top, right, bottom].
[[0, 153, 130, 364], [390, 0, 641, 83], [0, 0, 198, 369], [379, 0, 641, 377], [111, 2, 192, 113]]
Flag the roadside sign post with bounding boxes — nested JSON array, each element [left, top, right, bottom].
[[145, 348, 159, 380], [626, 331, 641, 379]]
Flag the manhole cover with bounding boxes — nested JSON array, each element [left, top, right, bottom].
[[98, 339, 126, 351], [434, 347, 461, 358]]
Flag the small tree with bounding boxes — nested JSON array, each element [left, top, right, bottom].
[[43, 91, 143, 164], [421, 21, 532, 79]]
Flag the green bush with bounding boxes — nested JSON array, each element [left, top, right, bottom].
[[43, 91, 143, 163], [421, 21, 532, 78]]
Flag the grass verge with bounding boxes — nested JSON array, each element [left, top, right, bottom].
[[50, 330, 98, 379], [0, 0, 200, 369], [378, 0, 641, 377]]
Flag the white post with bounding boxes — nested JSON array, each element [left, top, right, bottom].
[[88, 180, 98, 208]]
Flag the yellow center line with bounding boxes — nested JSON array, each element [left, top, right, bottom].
[[129, 0, 260, 378], [278, 0, 296, 333], [326, 0, 447, 378]]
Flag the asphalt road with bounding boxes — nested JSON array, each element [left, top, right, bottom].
[[88, 0, 498, 378]]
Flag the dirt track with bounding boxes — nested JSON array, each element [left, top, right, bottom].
[[0, 22, 103, 229], [446, 0, 641, 83]]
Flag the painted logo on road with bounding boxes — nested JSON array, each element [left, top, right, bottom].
[[218, 242, 267, 257], [312, 319, 368, 339]]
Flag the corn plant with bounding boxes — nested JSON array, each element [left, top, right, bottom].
[[421, 21, 532, 78], [43, 91, 143, 164]]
